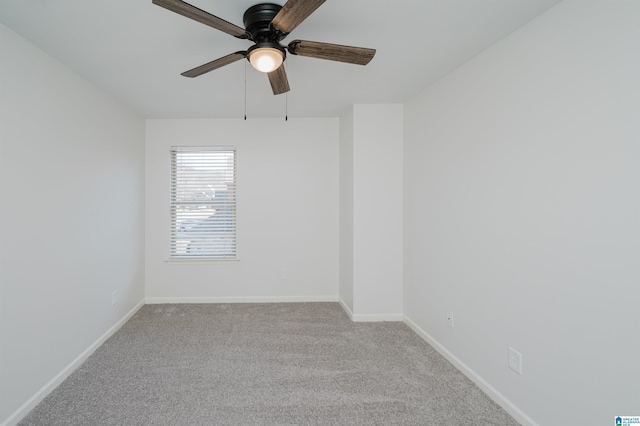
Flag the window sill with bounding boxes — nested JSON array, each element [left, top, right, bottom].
[[164, 257, 239, 264]]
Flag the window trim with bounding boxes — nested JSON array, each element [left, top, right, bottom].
[[168, 146, 237, 261]]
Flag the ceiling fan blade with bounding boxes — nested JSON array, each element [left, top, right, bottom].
[[152, 0, 249, 39], [268, 65, 290, 95], [288, 40, 376, 65], [271, 0, 325, 34], [181, 52, 247, 78]]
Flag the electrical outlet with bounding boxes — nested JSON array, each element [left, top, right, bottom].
[[111, 290, 118, 306], [508, 347, 522, 375], [279, 268, 288, 280], [446, 311, 454, 328]]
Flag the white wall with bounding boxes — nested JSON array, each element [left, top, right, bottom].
[[338, 105, 404, 320], [403, 2, 640, 425], [352, 105, 404, 319], [145, 118, 339, 302], [0, 24, 145, 424], [339, 108, 355, 312]]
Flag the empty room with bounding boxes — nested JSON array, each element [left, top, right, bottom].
[[0, 0, 638, 425]]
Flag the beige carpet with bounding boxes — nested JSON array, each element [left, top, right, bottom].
[[20, 303, 518, 425]]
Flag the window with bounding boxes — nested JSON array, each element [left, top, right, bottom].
[[170, 147, 236, 259]]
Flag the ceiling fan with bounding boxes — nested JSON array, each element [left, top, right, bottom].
[[152, 0, 376, 95]]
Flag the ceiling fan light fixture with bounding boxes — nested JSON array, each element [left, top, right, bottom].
[[248, 47, 284, 73], [154, 0, 376, 96]]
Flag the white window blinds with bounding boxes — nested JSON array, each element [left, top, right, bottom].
[[170, 147, 236, 259]]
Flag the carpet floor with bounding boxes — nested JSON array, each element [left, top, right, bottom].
[[20, 303, 519, 425]]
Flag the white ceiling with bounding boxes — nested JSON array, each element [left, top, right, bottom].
[[0, 0, 560, 118]]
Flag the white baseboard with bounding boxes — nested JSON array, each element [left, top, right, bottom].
[[337, 298, 402, 322], [352, 313, 404, 322], [1, 300, 145, 426], [145, 296, 339, 304], [338, 297, 354, 320], [403, 315, 538, 426]]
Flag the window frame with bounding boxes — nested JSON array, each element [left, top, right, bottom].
[[168, 146, 237, 261]]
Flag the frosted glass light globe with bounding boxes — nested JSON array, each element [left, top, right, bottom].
[[249, 48, 284, 73]]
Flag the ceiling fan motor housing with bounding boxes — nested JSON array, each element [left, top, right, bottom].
[[243, 3, 284, 43], [244, 3, 288, 68]]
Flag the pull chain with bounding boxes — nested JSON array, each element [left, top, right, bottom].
[[285, 91, 288, 121], [244, 61, 247, 120]]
